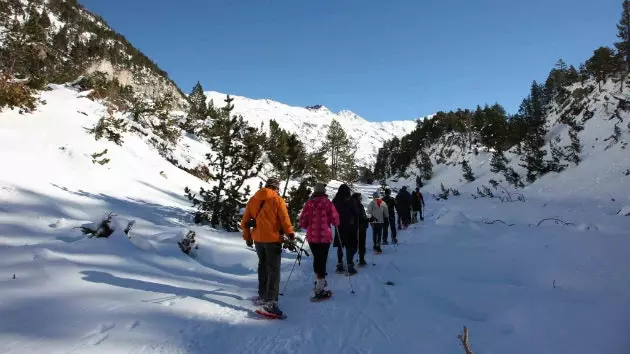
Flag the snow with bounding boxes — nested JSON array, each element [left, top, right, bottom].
[[0, 85, 629, 353], [205, 91, 419, 167]]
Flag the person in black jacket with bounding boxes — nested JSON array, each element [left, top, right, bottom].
[[382, 188, 397, 244], [351, 192, 369, 267], [332, 184, 360, 275], [411, 187, 425, 223], [396, 186, 412, 229]]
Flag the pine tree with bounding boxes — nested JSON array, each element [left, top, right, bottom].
[[183, 81, 208, 133], [286, 181, 312, 228], [461, 160, 475, 182], [586, 47, 618, 91], [418, 149, 433, 180], [303, 150, 331, 185], [38, 9, 51, 29], [547, 136, 568, 173], [615, 0, 630, 72], [504, 167, 524, 188], [518, 81, 548, 183], [266, 120, 308, 197], [567, 125, 582, 165], [186, 95, 265, 230], [323, 119, 355, 180], [490, 149, 509, 173]]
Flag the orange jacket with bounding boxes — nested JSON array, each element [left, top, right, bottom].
[[241, 188, 294, 243]]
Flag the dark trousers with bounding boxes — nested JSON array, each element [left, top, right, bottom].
[[309, 242, 330, 278], [372, 223, 383, 247], [383, 217, 397, 242], [358, 226, 367, 260], [255, 242, 282, 302], [335, 225, 357, 265]]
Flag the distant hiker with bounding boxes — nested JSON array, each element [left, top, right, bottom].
[[382, 188, 397, 244], [411, 188, 425, 223], [367, 191, 389, 252], [396, 186, 412, 229], [351, 192, 369, 267], [241, 177, 295, 318], [332, 184, 361, 276], [299, 183, 339, 300]]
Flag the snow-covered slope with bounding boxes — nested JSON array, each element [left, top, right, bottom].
[[389, 78, 630, 206], [205, 91, 418, 166], [0, 84, 629, 354]]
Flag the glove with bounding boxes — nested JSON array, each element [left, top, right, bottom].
[[369, 216, 376, 223], [245, 239, 253, 248], [286, 233, 296, 240]]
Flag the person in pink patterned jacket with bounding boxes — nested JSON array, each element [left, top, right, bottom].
[[299, 183, 340, 300]]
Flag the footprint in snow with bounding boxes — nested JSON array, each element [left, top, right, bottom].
[[84, 323, 115, 346], [125, 320, 139, 330]]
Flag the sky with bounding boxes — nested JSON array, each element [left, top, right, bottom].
[[80, 0, 621, 122]]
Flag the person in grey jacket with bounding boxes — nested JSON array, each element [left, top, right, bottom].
[[367, 191, 389, 254]]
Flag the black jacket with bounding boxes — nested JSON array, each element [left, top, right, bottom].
[[351, 194, 369, 229], [396, 190, 412, 211], [382, 195, 397, 218]]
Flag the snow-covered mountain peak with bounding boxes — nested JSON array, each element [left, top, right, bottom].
[[204, 91, 418, 166]]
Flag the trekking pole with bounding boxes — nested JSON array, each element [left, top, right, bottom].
[[279, 237, 305, 296], [334, 226, 356, 294]]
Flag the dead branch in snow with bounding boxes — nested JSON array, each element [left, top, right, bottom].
[[482, 219, 515, 226], [533, 218, 575, 227]]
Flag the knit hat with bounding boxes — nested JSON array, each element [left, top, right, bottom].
[[314, 183, 327, 194], [265, 177, 281, 190], [372, 191, 381, 198]]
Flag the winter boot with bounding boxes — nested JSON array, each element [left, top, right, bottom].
[[313, 277, 328, 291], [335, 263, 345, 274], [382, 239, 389, 245], [392, 237, 398, 245], [261, 301, 285, 318], [346, 263, 358, 276], [375, 246, 383, 254], [358, 257, 367, 267]]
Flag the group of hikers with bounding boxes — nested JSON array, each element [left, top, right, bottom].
[[240, 177, 425, 319]]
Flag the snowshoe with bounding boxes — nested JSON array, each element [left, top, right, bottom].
[[313, 279, 328, 291], [382, 239, 389, 245], [392, 238, 398, 245], [256, 302, 286, 319], [310, 289, 332, 302], [375, 247, 383, 254]]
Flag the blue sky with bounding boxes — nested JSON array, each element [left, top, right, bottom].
[[81, 0, 620, 122]]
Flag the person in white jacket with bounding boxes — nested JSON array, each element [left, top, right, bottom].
[[367, 191, 389, 253]]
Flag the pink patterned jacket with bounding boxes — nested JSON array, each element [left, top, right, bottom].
[[299, 194, 340, 243]]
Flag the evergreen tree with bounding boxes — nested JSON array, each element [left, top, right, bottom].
[[322, 119, 355, 180], [615, 0, 630, 72], [504, 167, 524, 188], [547, 136, 567, 173], [586, 47, 617, 91], [286, 181, 311, 228], [461, 160, 475, 182], [185, 95, 265, 230], [183, 81, 208, 133], [38, 9, 51, 29], [566, 125, 582, 165], [490, 149, 509, 173], [418, 149, 433, 180], [303, 150, 331, 185], [266, 120, 308, 197], [518, 81, 548, 183]]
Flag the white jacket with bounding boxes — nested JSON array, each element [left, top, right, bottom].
[[367, 199, 389, 223]]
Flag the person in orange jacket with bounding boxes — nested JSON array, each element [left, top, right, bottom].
[[241, 177, 295, 318]]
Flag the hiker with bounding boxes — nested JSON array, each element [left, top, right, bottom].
[[396, 186, 412, 229], [367, 191, 389, 252], [241, 177, 295, 318], [411, 187, 425, 222], [299, 183, 339, 300], [332, 184, 361, 276], [351, 192, 369, 267], [382, 188, 397, 244]]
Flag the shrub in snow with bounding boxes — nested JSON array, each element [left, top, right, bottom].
[[178, 231, 198, 255], [79, 213, 135, 238], [461, 160, 475, 182], [604, 124, 622, 150], [618, 206, 630, 216], [88, 106, 128, 146], [0, 75, 37, 113], [91, 149, 110, 165]]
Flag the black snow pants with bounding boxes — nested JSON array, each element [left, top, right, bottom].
[[309, 242, 330, 279]]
